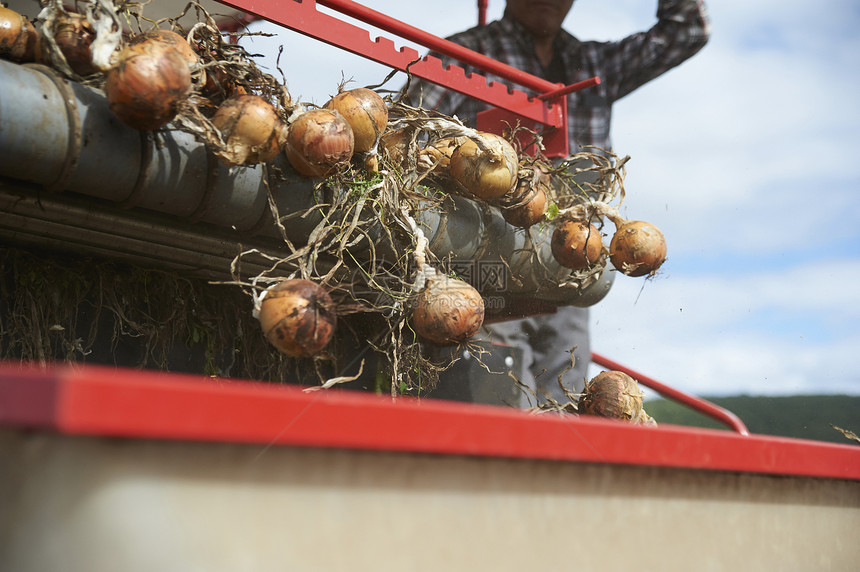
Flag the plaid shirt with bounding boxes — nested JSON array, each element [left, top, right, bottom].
[[407, 0, 711, 153]]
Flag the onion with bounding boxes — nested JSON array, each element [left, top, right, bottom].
[[144, 29, 198, 65], [323, 87, 388, 153], [53, 11, 97, 75], [413, 276, 484, 345], [420, 136, 465, 172], [105, 34, 192, 131], [257, 279, 337, 358], [211, 95, 285, 166], [284, 108, 355, 177], [503, 175, 549, 228], [449, 132, 519, 200], [379, 127, 410, 168], [579, 371, 644, 421], [550, 220, 603, 269], [609, 219, 667, 277], [0, 6, 40, 63], [200, 65, 237, 104]]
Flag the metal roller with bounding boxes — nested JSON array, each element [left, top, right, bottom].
[[0, 58, 613, 305]]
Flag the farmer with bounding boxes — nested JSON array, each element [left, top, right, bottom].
[[407, 0, 710, 406]]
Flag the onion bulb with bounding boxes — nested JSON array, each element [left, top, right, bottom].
[[105, 34, 192, 131], [284, 108, 355, 177], [449, 132, 518, 200], [609, 220, 667, 277], [145, 29, 198, 65], [211, 95, 285, 166], [257, 279, 337, 358], [420, 136, 465, 172], [0, 6, 40, 63], [323, 88, 388, 153], [379, 127, 411, 167], [413, 276, 484, 345], [503, 173, 549, 228], [200, 65, 240, 105], [579, 371, 644, 422], [550, 220, 603, 269], [52, 11, 98, 75]]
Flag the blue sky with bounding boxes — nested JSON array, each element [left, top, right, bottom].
[[237, 0, 860, 397]]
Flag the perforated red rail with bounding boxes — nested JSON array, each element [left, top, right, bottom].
[[591, 352, 750, 435], [216, 0, 597, 143]]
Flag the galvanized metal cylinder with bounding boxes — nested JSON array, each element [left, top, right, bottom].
[[0, 58, 613, 306]]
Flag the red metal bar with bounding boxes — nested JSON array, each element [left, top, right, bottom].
[[2, 363, 859, 479], [215, 0, 595, 130], [316, 0, 560, 93], [539, 77, 602, 101], [478, 0, 489, 26], [591, 352, 750, 436]]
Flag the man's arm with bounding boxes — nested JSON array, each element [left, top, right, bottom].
[[597, 0, 711, 102]]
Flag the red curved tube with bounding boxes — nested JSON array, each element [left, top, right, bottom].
[[591, 352, 750, 435]]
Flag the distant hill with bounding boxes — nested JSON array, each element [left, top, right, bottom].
[[643, 395, 860, 445]]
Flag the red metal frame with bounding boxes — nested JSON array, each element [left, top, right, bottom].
[[216, 0, 598, 156], [591, 352, 750, 435], [1, 363, 858, 480]]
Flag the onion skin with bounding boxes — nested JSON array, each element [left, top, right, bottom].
[[579, 371, 644, 421], [421, 136, 465, 172], [105, 35, 192, 131], [258, 279, 337, 358], [143, 29, 198, 65], [324, 88, 388, 153], [609, 220, 667, 277], [380, 127, 410, 167], [413, 276, 484, 345], [449, 132, 519, 200], [0, 6, 40, 63], [551, 220, 603, 269], [211, 95, 284, 166], [53, 12, 97, 75], [201, 64, 240, 105], [503, 178, 548, 228], [284, 108, 355, 177]]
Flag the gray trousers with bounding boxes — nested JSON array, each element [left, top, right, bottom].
[[484, 307, 590, 408]]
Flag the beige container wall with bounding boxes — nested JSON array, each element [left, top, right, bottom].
[[1, 429, 858, 572]]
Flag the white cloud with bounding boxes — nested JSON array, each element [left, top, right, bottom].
[[590, 261, 860, 396]]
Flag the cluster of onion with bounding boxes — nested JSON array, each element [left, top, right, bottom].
[[103, 28, 289, 168], [578, 370, 655, 425], [405, 130, 667, 277], [285, 87, 389, 176], [550, 214, 667, 278]]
